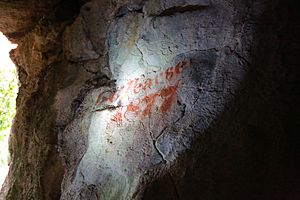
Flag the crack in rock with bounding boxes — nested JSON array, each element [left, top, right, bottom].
[[115, 4, 144, 18], [174, 100, 186, 123], [92, 105, 120, 112], [157, 5, 209, 17], [150, 126, 168, 164]]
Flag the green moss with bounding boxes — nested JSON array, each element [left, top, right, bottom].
[[0, 66, 17, 166]]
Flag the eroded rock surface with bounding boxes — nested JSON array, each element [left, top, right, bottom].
[[0, 0, 299, 199]]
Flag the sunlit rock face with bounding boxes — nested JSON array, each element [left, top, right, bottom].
[[58, 0, 252, 199], [1, 0, 299, 199]]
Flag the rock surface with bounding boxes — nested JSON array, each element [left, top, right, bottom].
[[0, 0, 300, 199]]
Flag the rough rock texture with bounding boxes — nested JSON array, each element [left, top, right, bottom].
[[0, 0, 300, 199]]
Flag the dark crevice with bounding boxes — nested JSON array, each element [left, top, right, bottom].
[[157, 5, 209, 17], [174, 101, 186, 124], [79, 16, 101, 57], [168, 173, 181, 200], [156, 126, 167, 140], [5, 29, 32, 40], [115, 4, 144, 18], [234, 51, 250, 65], [92, 105, 120, 112], [49, 0, 86, 22]]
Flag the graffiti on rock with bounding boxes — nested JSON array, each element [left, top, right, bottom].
[[95, 60, 190, 125]]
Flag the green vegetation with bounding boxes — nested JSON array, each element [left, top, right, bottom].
[[0, 66, 17, 165]]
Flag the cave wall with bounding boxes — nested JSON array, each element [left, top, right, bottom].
[[0, 0, 299, 199]]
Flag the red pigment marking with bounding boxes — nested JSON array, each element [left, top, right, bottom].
[[133, 82, 143, 94], [96, 91, 115, 105], [96, 61, 187, 106], [155, 75, 159, 85], [159, 80, 180, 113], [107, 92, 116, 103], [126, 102, 139, 114], [165, 67, 174, 80], [112, 108, 123, 125], [143, 79, 153, 90], [96, 60, 190, 125], [96, 90, 104, 105], [175, 62, 182, 74], [141, 93, 159, 117], [126, 79, 136, 91]]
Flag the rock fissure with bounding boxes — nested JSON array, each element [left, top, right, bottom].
[[156, 5, 209, 17], [115, 4, 144, 18], [153, 139, 168, 164], [150, 126, 168, 164]]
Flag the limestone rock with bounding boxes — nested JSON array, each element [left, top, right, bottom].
[[63, 17, 99, 62], [0, 0, 299, 199]]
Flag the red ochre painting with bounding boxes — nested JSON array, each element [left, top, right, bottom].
[[95, 60, 190, 125]]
